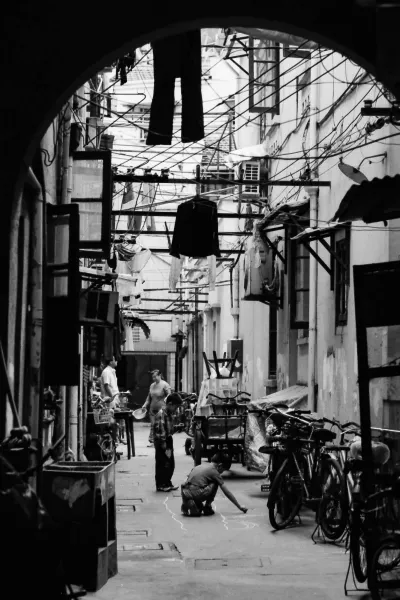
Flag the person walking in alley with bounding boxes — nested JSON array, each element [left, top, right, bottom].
[[153, 392, 183, 492], [142, 369, 171, 447], [181, 452, 248, 516]]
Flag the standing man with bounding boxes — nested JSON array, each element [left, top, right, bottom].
[[181, 452, 248, 516], [153, 393, 183, 492], [100, 357, 120, 409], [100, 356, 122, 444], [142, 369, 171, 447]]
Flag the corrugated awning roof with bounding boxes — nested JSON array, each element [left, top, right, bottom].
[[333, 175, 400, 223], [291, 222, 350, 242], [249, 384, 308, 409], [259, 197, 310, 229]]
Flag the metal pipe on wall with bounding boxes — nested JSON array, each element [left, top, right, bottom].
[[306, 57, 320, 413], [25, 168, 45, 472], [61, 99, 79, 458]]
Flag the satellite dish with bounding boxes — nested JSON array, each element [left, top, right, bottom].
[[338, 161, 369, 184]]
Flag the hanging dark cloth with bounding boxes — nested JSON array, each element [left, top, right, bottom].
[[169, 196, 221, 258], [146, 31, 204, 145]]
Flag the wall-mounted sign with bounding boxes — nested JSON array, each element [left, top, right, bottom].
[[71, 150, 112, 256]]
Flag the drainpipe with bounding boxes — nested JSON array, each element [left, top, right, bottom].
[[25, 168, 44, 454], [231, 264, 240, 339], [61, 100, 79, 459], [306, 58, 320, 413]]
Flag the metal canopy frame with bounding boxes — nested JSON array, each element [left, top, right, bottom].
[[288, 216, 350, 291], [353, 259, 400, 533]]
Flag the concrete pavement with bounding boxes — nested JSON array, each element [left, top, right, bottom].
[[88, 422, 370, 600]]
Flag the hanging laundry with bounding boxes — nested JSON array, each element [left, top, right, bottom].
[[208, 255, 216, 291], [170, 196, 221, 259], [169, 256, 184, 291], [146, 31, 204, 145]]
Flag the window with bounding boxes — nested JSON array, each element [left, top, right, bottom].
[[335, 235, 350, 326], [248, 37, 280, 116], [128, 106, 150, 142], [290, 238, 310, 329], [200, 169, 234, 195]]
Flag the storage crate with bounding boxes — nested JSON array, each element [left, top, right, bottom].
[[42, 461, 115, 521], [42, 461, 117, 592], [93, 408, 113, 424]]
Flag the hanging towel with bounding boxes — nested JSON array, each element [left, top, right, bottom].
[[146, 31, 204, 145], [169, 256, 184, 291], [208, 255, 216, 291], [170, 196, 221, 259]]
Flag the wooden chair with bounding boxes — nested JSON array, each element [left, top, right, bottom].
[[202, 350, 239, 379]]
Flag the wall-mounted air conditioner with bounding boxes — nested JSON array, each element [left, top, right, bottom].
[[243, 239, 274, 300], [242, 160, 260, 197]]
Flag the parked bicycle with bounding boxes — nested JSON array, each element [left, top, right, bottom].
[[265, 408, 342, 530]]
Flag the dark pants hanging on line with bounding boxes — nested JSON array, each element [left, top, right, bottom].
[[146, 31, 204, 145], [154, 436, 175, 488]]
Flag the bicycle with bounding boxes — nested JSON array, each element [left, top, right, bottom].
[[367, 476, 400, 600], [266, 410, 341, 530], [317, 419, 361, 542], [254, 404, 309, 489]]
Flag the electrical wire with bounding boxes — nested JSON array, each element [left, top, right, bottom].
[[140, 44, 326, 171]]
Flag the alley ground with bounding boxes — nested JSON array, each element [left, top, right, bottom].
[[89, 423, 370, 600]]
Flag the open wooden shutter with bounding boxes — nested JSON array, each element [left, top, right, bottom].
[[44, 203, 80, 385]]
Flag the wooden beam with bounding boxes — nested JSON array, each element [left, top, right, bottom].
[[113, 174, 330, 187], [112, 229, 252, 236], [111, 210, 263, 218]]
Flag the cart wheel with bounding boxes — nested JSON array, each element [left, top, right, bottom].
[[194, 428, 202, 466]]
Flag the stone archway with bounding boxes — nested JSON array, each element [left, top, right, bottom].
[[0, 1, 394, 342]]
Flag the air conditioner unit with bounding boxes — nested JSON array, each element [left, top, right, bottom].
[[242, 160, 260, 197], [243, 239, 274, 299]]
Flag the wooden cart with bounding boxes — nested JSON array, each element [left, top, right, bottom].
[[193, 391, 251, 469]]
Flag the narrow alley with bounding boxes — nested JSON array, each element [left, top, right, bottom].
[[89, 422, 362, 600], [4, 10, 400, 600]]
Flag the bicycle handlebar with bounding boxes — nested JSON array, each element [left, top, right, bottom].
[[207, 392, 251, 402], [341, 421, 360, 430]]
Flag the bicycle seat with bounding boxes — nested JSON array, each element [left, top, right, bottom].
[[349, 439, 390, 465], [312, 428, 336, 443]]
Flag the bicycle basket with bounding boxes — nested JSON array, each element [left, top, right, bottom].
[[93, 408, 113, 424]]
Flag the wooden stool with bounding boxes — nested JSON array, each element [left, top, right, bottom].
[[114, 410, 135, 458]]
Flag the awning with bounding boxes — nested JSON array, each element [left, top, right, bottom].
[[259, 197, 310, 229], [333, 175, 400, 224], [291, 222, 350, 290], [291, 222, 350, 243], [225, 143, 268, 169], [248, 384, 308, 410]]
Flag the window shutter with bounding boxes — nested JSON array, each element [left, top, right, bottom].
[[44, 203, 80, 385]]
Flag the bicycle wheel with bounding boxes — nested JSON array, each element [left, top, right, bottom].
[[318, 456, 348, 540], [350, 507, 368, 583], [368, 535, 400, 600], [268, 457, 303, 530]]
